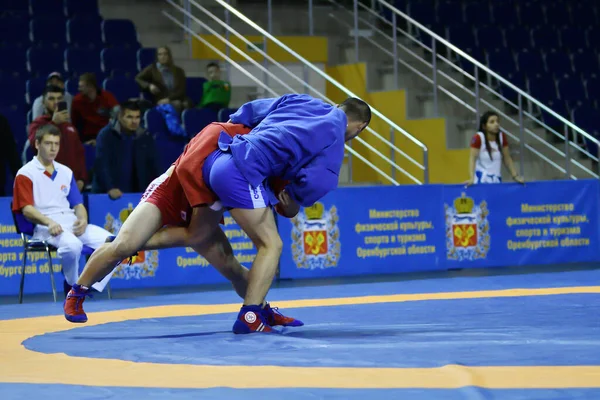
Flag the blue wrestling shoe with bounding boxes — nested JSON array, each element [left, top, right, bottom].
[[64, 284, 92, 323], [262, 303, 304, 327], [232, 305, 273, 334]]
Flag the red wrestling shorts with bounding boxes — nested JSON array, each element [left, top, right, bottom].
[[139, 170, 192, 227]]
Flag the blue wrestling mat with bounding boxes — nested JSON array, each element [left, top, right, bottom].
[[1, 267, 600, 399]]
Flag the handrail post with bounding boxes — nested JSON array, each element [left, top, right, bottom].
[[184, 0, 191, 54], [224, 0, 231, 81], [392, 12, 398, 90], [348, 142, 353, 183], [564, 124, 571, 178], [390, 127, 396, 181], [308, 0, 314, 36], [518, 93, 525, 176], [474, 66, 480, 119], [303, 64, 309, 94], [432, 37, 438, 117], [353, 0, 359, 62], [263, 0, 272, 96], [423, 148, 429, 184]]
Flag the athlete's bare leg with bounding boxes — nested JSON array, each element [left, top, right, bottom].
[[192, 227, 249, 299], [76, 203, 163, 287], [229, 207, 282, 306]]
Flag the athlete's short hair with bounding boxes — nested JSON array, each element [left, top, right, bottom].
[[339, 97, 371, 125]]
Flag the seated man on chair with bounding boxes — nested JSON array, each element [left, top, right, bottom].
[[13, 124, 114, 296]]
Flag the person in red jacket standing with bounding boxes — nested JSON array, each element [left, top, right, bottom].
[[71, 73, 119, 145], [28, 85, 87, 191]]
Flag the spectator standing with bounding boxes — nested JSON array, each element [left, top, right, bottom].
[[466, 111, 524, 185]]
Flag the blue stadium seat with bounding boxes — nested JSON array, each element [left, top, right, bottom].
[[218, 108, 237, 123], [457, 47, 486, 74], [518, 2, 541, 26], [585, 76, 600, 107], [492, 1, 518, 24], [531, 27, 560, 51], [0, 46, 27, 77], [498, 71, 527, 105], [436, 1, 464, 26], [102, 19, 139, 48], [67, 17, 103, 49], [572, 50, 599, 77], [527, 74, 558, 106], [557, 75, 587, 109], [0, 105, 27, 151], [446, 25, 475, 53], [29, 0, 65, 17], [27, 47, 65, 76], [545, 50, 573, 77], [572, 105, 599, 155], [539, 100, 569, 136], [487, 48, 517, 78], [137, 48, 156, 71], [504, 26, 531, 50], [185, 77, 207, 105], [182, 108, 216, 137], [0, 17, 31, 46], [103, 77, 140, 103], [30, 17, 67, 47], [407, 1, 437, 28], [545, 2, 572, 26], [65, 77, 79, 95], [26, 77, 46, 105], [101, 48, 138, 77], [2, 0, 29, 16], [516, 49, 545, 75], [571, 3, 599, 27], [64, 0, 100, 18], [476, 26, 504, 50], [145, 108, 187, 170], [586, 28, 599, 51], [560, 27, 589, 50], [465, 2, 491, 26], [65, 48, 101, 77]]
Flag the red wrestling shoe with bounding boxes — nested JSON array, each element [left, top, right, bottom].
[[262, 303, 304, 327], [63, 284, 91, 323], [232, 305, 273, 334]]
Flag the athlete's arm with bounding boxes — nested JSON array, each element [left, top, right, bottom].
[[228, 95, 289, 128], [285, 145, 343, 207]]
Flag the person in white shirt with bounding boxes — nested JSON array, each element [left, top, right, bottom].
[[12, 124, 113, 295], [466, 111, 525, 185]]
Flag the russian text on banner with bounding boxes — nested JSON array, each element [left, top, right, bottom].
[[278, 185, 445, 279]]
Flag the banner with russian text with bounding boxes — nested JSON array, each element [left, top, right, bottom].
[[87, 194, 257, 290], [442, 180, 600, 268], [277, 185, 445, 279]]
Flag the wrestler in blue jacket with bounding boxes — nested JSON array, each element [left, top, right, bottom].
[[223, 94, 371, 206]]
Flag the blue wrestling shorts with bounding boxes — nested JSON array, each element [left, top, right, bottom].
[[203, 149, 275, 209]]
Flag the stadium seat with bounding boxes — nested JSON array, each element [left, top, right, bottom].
[[26, 77, 46, 105], [65, 0, 100, 18], [29, 0, 65, 17], [65, 48, 102, 77], [185, 77, 207, 106], [531, 27, 560, 51], [102, 19, 139, 48], [137, 48, 157, 71], [182, 108, 217, 137], [0, 17, 30, 46], [30, 17, 67, 47], [101, 48, 138, 77], [27, 47, 65, 77], [545, 50, 573, 77], [0, 46, 27, 77], [476, 26, 505, 50], [103, 76, 140, 103], [145, 108, 187, 170], [465, 2, 491, 26], [67, 17, 103, 49]]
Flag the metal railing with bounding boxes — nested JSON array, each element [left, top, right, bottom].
[[326, 0, 599, 180], [167, 0, 430, 185]]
